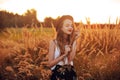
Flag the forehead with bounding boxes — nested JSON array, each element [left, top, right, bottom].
[[63, 19, 73, 24]]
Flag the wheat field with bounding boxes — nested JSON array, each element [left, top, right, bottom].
[[0, 24, 120, 80]]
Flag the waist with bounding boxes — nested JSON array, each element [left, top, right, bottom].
[[52, 64, 75, 71], [51, 61, 73, 70]]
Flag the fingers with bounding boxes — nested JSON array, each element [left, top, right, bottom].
[[75, 30, 80, 39], [65, 45, 71, 49], [65, 45, 71, 53]]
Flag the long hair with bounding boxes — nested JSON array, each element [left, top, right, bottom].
[[55, 15, 75, 55]]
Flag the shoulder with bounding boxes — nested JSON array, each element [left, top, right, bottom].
[[49, 40, 56, 47]]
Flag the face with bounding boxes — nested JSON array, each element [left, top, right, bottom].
[[61, 19, 73, 35]]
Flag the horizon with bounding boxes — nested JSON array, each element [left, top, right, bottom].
[[0, 0, 120, 24]]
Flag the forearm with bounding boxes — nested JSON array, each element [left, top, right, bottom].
[[68, 52, 75, 64], [48, 53, 67, 68]]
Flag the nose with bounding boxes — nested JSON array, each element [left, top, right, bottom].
[[69, 26, 73, 29]]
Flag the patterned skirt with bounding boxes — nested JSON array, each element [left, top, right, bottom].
[[50, 64, 77, 80]]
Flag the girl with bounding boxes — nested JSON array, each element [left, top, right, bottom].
[[48, 15, 79, 80]]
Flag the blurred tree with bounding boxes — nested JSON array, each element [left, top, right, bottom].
[[44, 17, 58, 28], [23, 9, 38, 27], [44, 17, 53, 27], [0, 9, 39, 28]]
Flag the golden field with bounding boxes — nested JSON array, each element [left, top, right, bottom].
[[0, 24, 120, 80]]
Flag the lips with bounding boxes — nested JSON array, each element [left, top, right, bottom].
[[68, 30, 72, 32]]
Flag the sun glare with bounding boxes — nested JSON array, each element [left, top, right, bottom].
[[0, 0, 120, 24], [0, 0, 36, 15]]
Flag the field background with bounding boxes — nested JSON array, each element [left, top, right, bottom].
[[0, 23, 120, 80]]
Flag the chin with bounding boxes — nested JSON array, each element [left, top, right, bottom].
[[67, 32, 72, 35]]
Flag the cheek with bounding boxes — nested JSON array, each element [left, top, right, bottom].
[[61, 27, 66, 31], [61, 27, 68, 34]]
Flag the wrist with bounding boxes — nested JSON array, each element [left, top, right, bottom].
[[63, 53, 67, 58]]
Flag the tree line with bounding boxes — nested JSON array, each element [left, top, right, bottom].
[[1, 9, 119, 29], [0, 9, 62, 29]]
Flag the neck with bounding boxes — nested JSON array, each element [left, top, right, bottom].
[[63, 34, 68, 39], [56, 32, 69, 44], [63, 34, 69, 44]]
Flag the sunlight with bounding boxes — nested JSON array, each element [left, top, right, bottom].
[[0, 0, 120, 23], [0, 0, 35, 14]]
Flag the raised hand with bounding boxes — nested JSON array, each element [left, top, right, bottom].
[[64, 45, 71, 56]]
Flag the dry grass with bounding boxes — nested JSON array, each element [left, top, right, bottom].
[[0, 23, 120, 80]]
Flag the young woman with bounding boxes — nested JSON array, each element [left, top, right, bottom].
[[48, 15, 79, 80]]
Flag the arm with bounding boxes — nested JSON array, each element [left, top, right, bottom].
[[47, 40, 68, 68]]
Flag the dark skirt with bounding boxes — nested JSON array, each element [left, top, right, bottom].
[[50, 64, 77, 80]]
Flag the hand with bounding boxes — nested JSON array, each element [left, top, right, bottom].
[[70, 30, 80, 45], [74, 30, 80, 40], [64, 45, 71, 56]]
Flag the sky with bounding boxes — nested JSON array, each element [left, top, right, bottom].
[[0, 0, 120, 24]]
